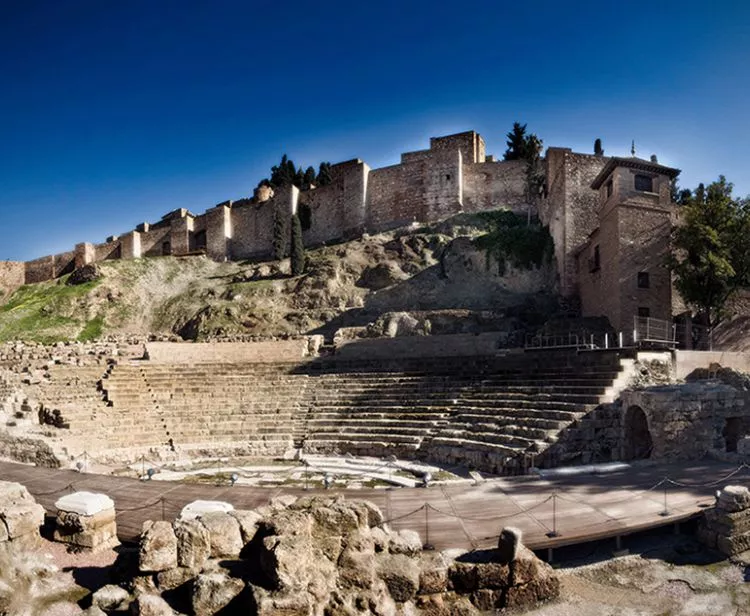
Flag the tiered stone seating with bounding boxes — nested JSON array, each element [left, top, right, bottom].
[[302, 353, 625, 473], [96, 363, 310, 459], [24, 349, 629, 473]]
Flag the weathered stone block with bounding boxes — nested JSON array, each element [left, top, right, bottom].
[[200, 512, 243, 558], [173, 517, 210, 571], [192, 572, 245, 616], [377, 552, 421, 602], [496, 526, 522, 563], [139, 520, 178, 572]]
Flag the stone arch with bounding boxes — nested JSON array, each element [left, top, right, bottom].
[[623, 405, 653, 460], [723, 417, 743, 453]]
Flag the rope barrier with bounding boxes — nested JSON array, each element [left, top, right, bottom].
[[383, 504, 426, 524], [423, 496, 554, 523], [33, 483, 75, 497]]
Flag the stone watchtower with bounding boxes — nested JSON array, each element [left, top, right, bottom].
[[576, 154, 680, 333]]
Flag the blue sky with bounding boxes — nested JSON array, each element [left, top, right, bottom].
[[1, 0, 748, 261]]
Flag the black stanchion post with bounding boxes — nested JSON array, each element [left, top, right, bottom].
[[546, 492, 560, 538], [660, 479, 670, 517], [161, 498, 165, 521], [423, 505, 434, 551]]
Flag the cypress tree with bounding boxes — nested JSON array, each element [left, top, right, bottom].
[[290, 214, 305, 276], [272, 208, 286, 261]]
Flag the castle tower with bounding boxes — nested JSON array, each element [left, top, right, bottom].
[[576, 155, 680, 332]]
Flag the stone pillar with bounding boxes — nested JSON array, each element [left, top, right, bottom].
[[121, 231, 142, 259], [699, 485, 750, 555], [205, 203, 233, 261], [74, 242, 95, 269], [54, 491, 119, 551], [170, 214, 194, 256]]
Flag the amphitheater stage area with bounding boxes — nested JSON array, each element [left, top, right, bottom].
[[1, 458, 742, 555]]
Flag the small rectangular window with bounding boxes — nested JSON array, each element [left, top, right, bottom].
[[445, 174, 451, 181], [637, 271, 650, 288], [635, 174, 653, 192], [589, 245, 601, 272], [638, 306, 651, 318]]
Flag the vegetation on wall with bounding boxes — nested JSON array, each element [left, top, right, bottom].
[[474, 210, 554, 276], [670, 176, 750, 327], [503, 122, 545, 203]]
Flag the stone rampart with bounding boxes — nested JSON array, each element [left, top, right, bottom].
[[0, 262, 24, 299], [333, 332, 508, 360], [674, 351, 750, 380], [144, 339, 316, 364]]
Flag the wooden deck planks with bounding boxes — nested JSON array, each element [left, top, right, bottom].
[[0, 459, 745, 552]]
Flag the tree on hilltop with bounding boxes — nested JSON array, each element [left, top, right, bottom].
[[594, 138, 604, 156], [669, 176, 750, 327], [316, 162, 333, 186], [504, 122, 530, 161], [272, 208, 286, 261]]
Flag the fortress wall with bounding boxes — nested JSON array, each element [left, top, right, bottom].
[[139, 225, 171, 257], [334, 333, 506, 360], [462, 160, 528, 214], [301, 160, 368, 246], [231, 186, 297, 260], [423, 149, 462, 221], [170, 215, 193, 255], [25, 256, 55, 284], [0, 262, 25, 296], [206, 204, 232, 260], [430, 131, 485, 163], [562, 153, 608, 294], [75, 243, 96, 268], [366, 161, 427, 232], [93, 240, 121, 262], [53, 250, 76, 277], [145, 340, 312, 364], [121, 232, 141, 259], [542, 149, 607, 296]]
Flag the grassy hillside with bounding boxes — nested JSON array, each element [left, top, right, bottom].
[[0, 212, 558, 343]]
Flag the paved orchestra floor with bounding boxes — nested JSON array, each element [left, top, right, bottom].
[[0, 459, 739, 552]]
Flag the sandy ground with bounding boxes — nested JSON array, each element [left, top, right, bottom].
[[526, 530, 750, 616]]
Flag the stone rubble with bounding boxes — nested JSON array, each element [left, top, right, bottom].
[[53, 491, 119, 551], [113, 494, 559, 615]]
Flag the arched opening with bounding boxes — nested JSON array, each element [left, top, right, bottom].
[[723, 417, 743, 453], [624, 405, 652, 460]]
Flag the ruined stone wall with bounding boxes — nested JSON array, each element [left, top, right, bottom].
[[205, 204, 232, 261], [0, 262, 25, 298], [621, 382, 750, 459], [462, 159, 528, 214], [300, 160, 368, 246]]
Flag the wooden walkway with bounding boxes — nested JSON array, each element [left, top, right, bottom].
[[0, 460, 743, 552]]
